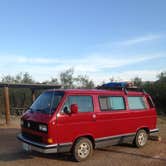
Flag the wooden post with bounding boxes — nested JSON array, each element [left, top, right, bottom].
[[0, 97, 1, 123], [4, 87, 10, 124], [32, 89, 35, 102]]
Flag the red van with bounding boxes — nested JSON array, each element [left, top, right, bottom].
[[17, 87, 159, 161]]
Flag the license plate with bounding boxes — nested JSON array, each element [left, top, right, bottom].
[[22, 143, 31, 151]]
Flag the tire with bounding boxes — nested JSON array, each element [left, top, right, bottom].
[[72, 137, 93, 162], [134, 129, 148, 147]]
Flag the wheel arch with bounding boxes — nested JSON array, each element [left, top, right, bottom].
[[136, 126, 150, 135], [72, 135, 95, 150]]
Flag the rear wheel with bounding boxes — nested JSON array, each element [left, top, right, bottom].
[[72, 137, 93, 162], [134, 129, 148, 147]]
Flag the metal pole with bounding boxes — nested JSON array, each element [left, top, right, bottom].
[[4, 87, 10, 124]]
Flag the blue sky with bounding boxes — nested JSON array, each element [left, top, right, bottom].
[[0, 0, 166, 83]]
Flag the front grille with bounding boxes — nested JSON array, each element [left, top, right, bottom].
[[23, 120, 39, 131], [22, 132, 43, 143]]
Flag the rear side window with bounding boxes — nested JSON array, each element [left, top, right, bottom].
[[99, 96, 125, 111], [128, 96, 146, 110], [66, 96, 93, 112]]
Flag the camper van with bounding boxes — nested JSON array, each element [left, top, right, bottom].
[[17, 83, 158, 161]]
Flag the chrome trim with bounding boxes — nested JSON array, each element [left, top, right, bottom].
[[95, 132, 136, 142], [17, 134, 57, 148], [59, 142, 72, 146], [150, 128, 159, 133]]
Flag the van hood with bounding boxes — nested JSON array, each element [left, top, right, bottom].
[[22, 110, 52, 124]]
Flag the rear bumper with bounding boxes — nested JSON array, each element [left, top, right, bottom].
[[150, 128, 159, 135], [17, 134, 58, 153]]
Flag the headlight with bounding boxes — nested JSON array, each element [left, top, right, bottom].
[[39, 124, 47, 132], [20, 119, 24, 126]]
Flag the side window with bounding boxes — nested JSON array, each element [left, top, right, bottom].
[[64, 96, 93, 112], [99, 96, 125, 111], [128, 96, 146, 110], [98, 96, 109, 110], [108, 96, 125, 110]]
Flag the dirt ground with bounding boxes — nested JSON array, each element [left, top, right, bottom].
[[0, 116, 166, 166]]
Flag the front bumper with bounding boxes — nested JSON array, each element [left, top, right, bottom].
[[17, 134, 58, 153]]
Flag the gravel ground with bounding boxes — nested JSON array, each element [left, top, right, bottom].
[[0, 116, 166, 166]]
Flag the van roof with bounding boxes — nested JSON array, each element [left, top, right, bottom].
[[47, 89, 147, 96]]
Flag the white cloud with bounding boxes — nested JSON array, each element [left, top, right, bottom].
[[14, 56, 61, 64], [0, 52, 164, 71], [98, 34, 164, 48], [115, 34, 163, 46], [0, 52, 165, 83]]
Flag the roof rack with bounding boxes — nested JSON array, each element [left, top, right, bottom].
[[96, 82, 146, 94]]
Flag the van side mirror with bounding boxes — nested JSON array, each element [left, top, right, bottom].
[[63, 106, 71, 114], [70, 104, 78, 114]]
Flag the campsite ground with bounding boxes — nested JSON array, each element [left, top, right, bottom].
[[0, 116, 166, 166]]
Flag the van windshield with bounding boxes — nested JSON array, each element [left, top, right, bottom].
[[30, 91, 64, 114]]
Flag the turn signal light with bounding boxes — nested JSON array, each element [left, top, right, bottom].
[[47, 138, 53, 144]]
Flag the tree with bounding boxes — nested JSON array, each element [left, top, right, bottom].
[[42, 78, 59, 85], [142, 71, 166, 114], [132, 77, 142, 87], [1, 75, 15, 83], [157, 71, 166, 83], [75, 75, 95, 89], [21, 73, 34, 84], [50, 78, 59, 84], [60, 68, 74, 88], [1, 72, 34, 84], [14, 73, 23, 83]]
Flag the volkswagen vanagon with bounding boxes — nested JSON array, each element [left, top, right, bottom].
[[17, 83, 159, 161]]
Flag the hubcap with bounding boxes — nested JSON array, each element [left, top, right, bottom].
[[138, 132, 147, 146], [78, 142, 90, 159]]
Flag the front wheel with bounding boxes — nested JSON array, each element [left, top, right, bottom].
[[134, 129, 148, 147], [72, 137, 93, 162]]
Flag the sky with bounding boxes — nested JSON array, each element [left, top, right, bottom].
[[0, 0, 166, 84]]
